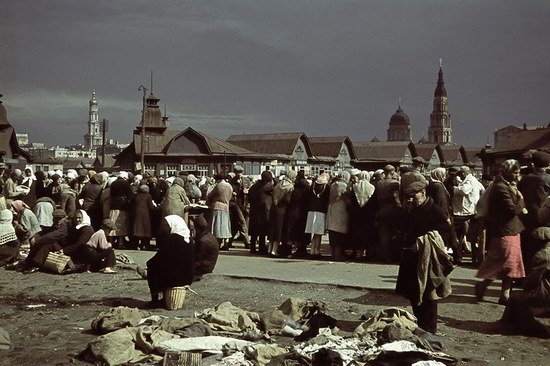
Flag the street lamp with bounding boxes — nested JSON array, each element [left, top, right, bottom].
[[138, 84, 148, 174]]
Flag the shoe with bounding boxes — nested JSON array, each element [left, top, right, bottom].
[[100, 267, 117, 274], [474, 282, 484, 302], [498, 297, 508, 305], [23, 266, 40, 274], [5, 261, 20, 270]]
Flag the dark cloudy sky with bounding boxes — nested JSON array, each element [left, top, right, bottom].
[[1, 0, 549, 147]]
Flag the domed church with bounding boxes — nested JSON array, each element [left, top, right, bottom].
[[387, 99, 412, 141]]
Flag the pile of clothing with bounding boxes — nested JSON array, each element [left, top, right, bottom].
[[79, 298, 457, 365]]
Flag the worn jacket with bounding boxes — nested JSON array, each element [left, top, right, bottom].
[[487, 176, 525, 237]]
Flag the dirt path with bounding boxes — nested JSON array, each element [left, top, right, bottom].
[[0, 266, 548, 365]]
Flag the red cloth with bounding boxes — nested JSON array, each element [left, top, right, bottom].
[[477, 234, 525, 280]]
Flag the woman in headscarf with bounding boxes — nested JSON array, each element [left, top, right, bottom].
[[348, 171, 376, 260], [145, 215, 194, 305], [21, 167, 37, 207], [11, 200, 41, 249], [207, 173, 233, 249], [73, 219, 118, 273], [33, 170, 48, 200], [326, 171, 351, 261], [160, 177, 190, 219], [269, 169, 297, 257], [130, 185, 156, 250], [305, 172, 331, 258], [426, 167, 451, 219], [33, 197, 56, 232], [62, 209, 95, 259], [79, 172, 104, 226], [475, 159, 526, 305], [0, 209, 20, 267]]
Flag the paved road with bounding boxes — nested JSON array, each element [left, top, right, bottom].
[[121, 244, 479, 292]]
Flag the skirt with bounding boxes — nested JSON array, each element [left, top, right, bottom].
[[305, 211, 326, 235], [211, 210, 231, 239], [109, 209, 129, 237], [476, 234, 525, 280]]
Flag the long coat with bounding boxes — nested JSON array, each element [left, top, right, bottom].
[[285, 178, 310, 242], [487, 176, 525, 238], [130, 192, 156, 238], [326, 182, 350, 234], [160, 185, 189, 218], [248, 180, 273, 237]]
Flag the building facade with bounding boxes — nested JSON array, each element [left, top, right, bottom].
[[387, 101, 412, 142]]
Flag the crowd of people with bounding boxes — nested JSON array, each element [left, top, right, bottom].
[[0, 151, 549, 336]]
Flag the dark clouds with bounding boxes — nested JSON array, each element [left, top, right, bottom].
[[1, 0, 549, 146]]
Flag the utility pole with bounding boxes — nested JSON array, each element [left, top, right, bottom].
[[138, 84, 148, 175], [101, 119, 108, 167]]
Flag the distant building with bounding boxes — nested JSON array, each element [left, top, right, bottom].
[[16, 133, 29, 146], [428, 60, 453, 145], [387, 100, 412, 142], [83, 90, 103, 151]]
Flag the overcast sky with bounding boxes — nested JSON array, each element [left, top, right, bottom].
[[1, 0, 549, 147]]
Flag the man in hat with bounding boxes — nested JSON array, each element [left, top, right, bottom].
[[20, 209, 69, 274], [399, 157, 428, 203], [518, 150, 550, 272], [396, 180, 453, 334], [375, 164, 402, 262]]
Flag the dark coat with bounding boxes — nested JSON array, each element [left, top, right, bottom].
[[130, 192, 156, 238], [488, 176, 525, 237], [79, 180, 102, 210], [248, 180, 273, 236], [194, 230, 219, 275], [63, 224, 95, 257], [306, 182, 330, 213], [518, 169, 550, 229], [109, 178, 132, 211], [426, 181, 451, 219], [147, 233, 194, 294], [285, 178, 311, 242], [396, 197, 452, 303]]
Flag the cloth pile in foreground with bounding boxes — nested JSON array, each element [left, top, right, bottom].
[[79, 298, 457, 365]]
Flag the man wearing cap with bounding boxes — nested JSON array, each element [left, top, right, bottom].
[[518, 150, 550, 271], [451, 166, 485, 264], [228, 165, 251, 248], [19, 209, 69, 274], [399, 157, 428, 204], [396, 180, 453, 334]]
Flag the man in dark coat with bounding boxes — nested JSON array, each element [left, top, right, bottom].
[[247, 170, 273, 254], [193, 215, 219, 281], [518, 150, 550, 272], [109, 172, 133, 248], [396, 181, 453, 334]]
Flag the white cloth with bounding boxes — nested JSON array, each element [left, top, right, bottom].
[[75, 209, 91, 229], [156, 336, 251, 353], [305, 211, 326, 235], [33, 201, 54, 227], [452, 174, 485, 216], [164, 215, 190, 242]]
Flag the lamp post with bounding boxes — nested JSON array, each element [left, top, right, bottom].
[[138, 85, 148, 174]]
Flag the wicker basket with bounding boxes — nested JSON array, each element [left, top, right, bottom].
[[164, 287, 187, 310], [43, 251, 71, 273]]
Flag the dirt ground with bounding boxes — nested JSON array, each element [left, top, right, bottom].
[[0, 264, 548, 366]]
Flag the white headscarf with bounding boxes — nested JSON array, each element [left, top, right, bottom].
[[75, 209, 91, 229], [164, 215, 190, 242], [353, 171, 375, 207]]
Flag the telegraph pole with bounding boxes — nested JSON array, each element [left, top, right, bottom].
[[138, 85, 148, 174]]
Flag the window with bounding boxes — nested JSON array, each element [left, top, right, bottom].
[[166, 164, 178, 176], [197, 164, 209, 177]]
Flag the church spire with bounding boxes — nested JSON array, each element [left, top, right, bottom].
[[428, 59, 452, 145]]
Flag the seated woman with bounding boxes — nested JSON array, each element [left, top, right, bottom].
[[62, 209, 95, 259], [74, 219, 117, 273], [146, 215, 194, 305], [11, 200, 41, 249], [0, 209, 20, 267]]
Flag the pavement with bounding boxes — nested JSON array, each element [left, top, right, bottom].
[[121, 242, 480, 292]]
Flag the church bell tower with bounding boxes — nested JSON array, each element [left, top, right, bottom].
[[428, 60, 453, 145]]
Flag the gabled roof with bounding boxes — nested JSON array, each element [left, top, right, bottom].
[[492, 128, 550, 153], [463, 147, 483, 164], [166, 127, 253, 156], [308, 136, 356, 160], [415, 143, 443, 162], [354, 141, 417, 161], [441, 145, 468, 165], [227, 132, 313, 157]]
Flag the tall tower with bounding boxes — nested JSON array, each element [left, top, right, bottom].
[[387, 98, 412, 141], [428, 59, 452, 145], [84, 90, 103, 150]]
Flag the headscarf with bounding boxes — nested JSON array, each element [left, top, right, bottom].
[[316, 173, 330, 185], [118, 171, 129, 180], [11, 200, 29, 213], [329, 171, 350, 205], [0, 209, 17, 245], [66, 169, 78, 180], [22, 167, 36, 185], [353, 171, 375, 207], [75, 209, 91, 230], [430, 167, 447, 183], [164, 215, 190, 242], [139, 185, 150, 193], [272, 170, 296, 205]]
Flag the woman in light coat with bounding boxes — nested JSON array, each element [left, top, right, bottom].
[[326, 171, 351, 261]]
